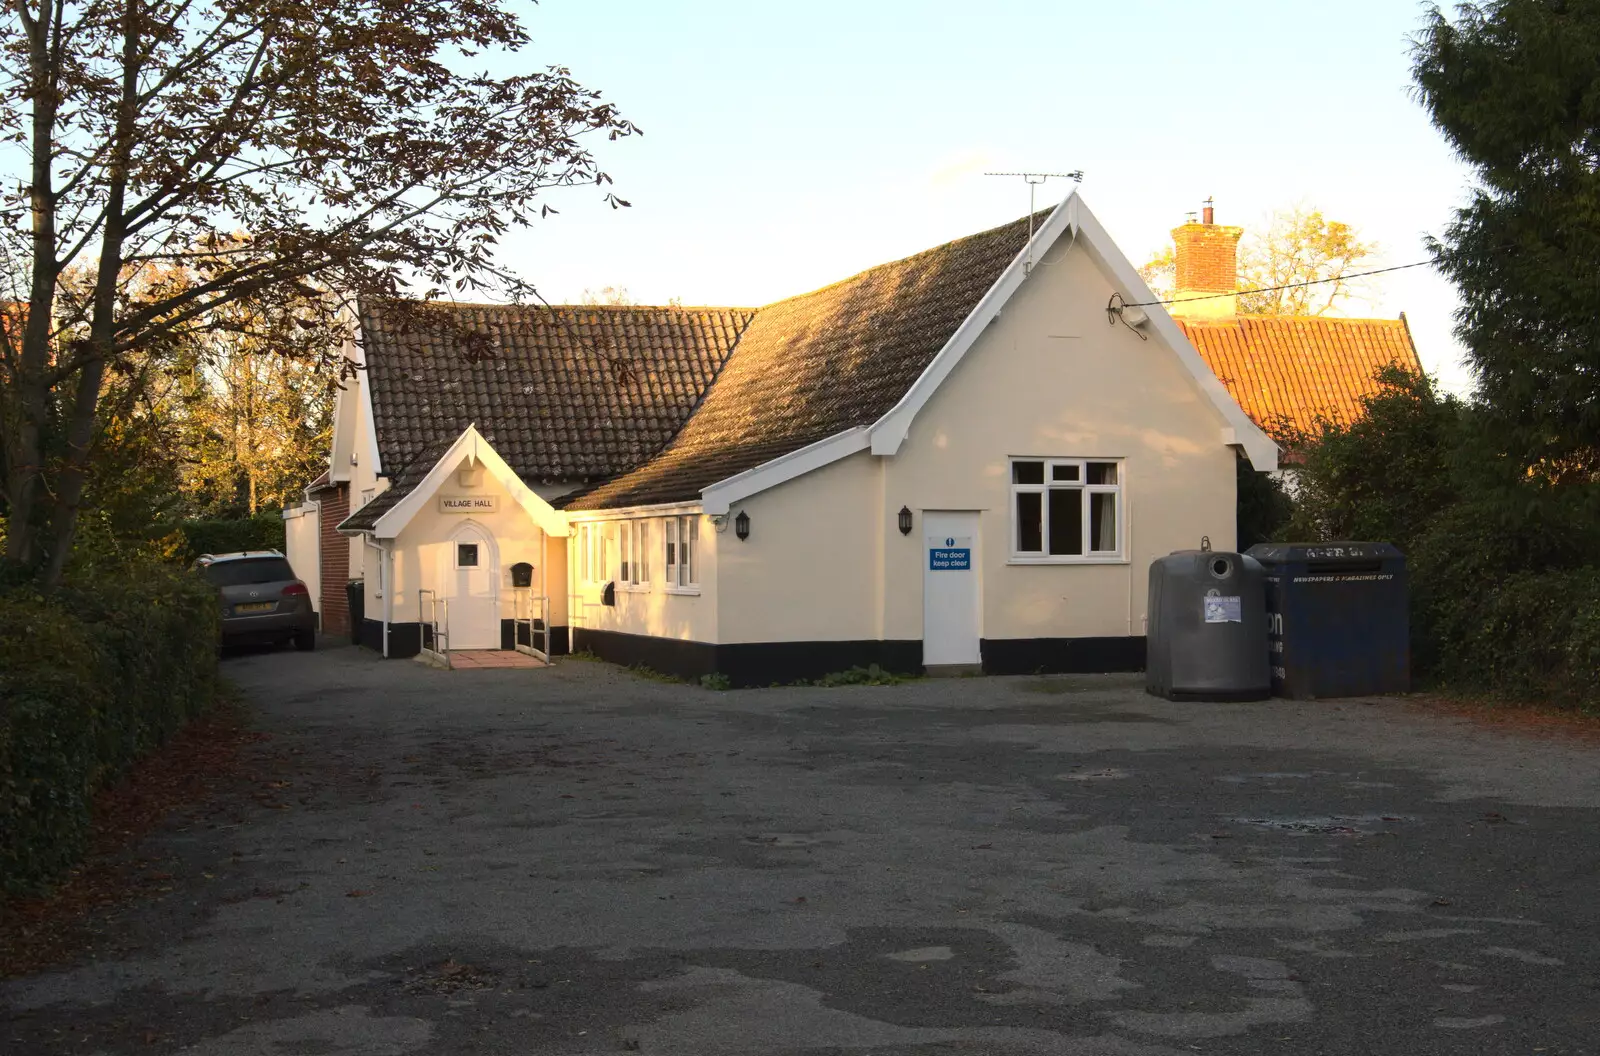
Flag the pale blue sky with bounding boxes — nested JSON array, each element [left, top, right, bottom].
[[495, 0, 1476, 391]]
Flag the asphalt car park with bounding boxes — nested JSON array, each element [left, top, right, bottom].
[[4, 647, 1598, 1055]]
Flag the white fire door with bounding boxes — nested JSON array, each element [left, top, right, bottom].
[[923, 511, 981, 666]]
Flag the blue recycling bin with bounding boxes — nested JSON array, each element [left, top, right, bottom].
[[1246, 543, 1408, 699]]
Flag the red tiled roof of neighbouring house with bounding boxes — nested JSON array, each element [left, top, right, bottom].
[[1176, 315, 1423, 437]]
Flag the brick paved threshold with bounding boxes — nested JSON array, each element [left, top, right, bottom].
[[445, 650, 546, 669]]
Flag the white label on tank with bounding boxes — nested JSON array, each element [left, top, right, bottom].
[[1204, 596, 1242, 623]]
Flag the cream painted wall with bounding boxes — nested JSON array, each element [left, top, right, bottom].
[[716, 452, 882, 645], [878, 234, 1238, 643], [709, 230, 1239, 648], [368, 451, 566, 635], [566, 511, 719, 644], [341, 366, 385, 583], [283, 504, 321, 614]]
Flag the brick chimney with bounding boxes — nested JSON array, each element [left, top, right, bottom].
[[1169, 198, 1243, 319]]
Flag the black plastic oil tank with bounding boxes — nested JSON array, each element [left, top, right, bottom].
[[1146, 549, 1270, 701]]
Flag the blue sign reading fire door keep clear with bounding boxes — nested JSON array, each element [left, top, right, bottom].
[[929, 536, 971, 570]]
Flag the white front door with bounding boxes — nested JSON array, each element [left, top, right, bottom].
[[923, 511, 981, 666], [448, 523, 500, 649]]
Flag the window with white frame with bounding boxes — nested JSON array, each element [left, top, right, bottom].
[[578, 523, 611, 583], [1010, 458, 1123, 560], [618, 520, 650, 587], [664, 515, 699, 589]]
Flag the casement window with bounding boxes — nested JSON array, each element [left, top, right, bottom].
[[664, 515, 699, 590], [618, 520, 650, 588], [577, 523, 610, 583], [1010, 458, 1124, 561]]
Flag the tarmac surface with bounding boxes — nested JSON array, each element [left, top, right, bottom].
[[5, 643, 1600, 1055]]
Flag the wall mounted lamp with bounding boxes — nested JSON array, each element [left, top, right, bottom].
[[898, 506, 914, 536], [735, 510, 750, 541]]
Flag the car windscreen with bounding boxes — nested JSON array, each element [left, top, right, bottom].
[[203, 558, 296, 587]]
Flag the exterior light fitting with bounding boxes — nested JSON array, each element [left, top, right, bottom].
[[735, 510, 750, 541], [898, 506, 914, 536]]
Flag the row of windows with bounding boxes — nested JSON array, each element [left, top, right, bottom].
[[577, 515, 699, 590], [570, 457, 1122, 586]]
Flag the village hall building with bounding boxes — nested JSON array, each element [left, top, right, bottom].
[[284, 192, 1421, 685]]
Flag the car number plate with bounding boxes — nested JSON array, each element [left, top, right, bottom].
[[235, 602, 276, 613]]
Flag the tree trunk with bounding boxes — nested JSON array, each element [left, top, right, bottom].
[[4, 0, 63, 576], [38, 0, 141, 590]]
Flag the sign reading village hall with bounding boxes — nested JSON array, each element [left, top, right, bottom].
[[439, 495, 497, 513]]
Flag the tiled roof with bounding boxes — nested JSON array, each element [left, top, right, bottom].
[[361, 302, 754, 485], [1176, 316, 1423, 437], [565, 213, 1040, 510], [337, 437, 456, 533]]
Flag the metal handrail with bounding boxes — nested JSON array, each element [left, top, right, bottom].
[[512, 587, 551, 662], [417, 589, 450, 666]]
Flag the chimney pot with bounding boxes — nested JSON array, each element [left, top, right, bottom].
[[1202, 197, 1215, 225]]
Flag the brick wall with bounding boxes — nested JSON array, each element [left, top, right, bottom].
[[1171, 221, 1244, 294], [317, 483, 350, 635]]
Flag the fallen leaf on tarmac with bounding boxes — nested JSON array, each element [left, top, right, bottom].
[[346, 890, 371, 898], [1432, 898, 1452, 907], [971, 843, 994, 850]]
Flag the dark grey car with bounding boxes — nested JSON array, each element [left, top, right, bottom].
[[197, 551, 317, 651]]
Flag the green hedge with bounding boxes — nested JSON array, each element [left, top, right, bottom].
[[1423, 567, 1600, 712], [0, 565, 220, 894], [178, 511, 286, 562]]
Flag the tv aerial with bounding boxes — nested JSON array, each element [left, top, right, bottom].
[[984, 170, 1084, 272]]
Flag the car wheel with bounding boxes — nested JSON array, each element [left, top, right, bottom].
[[294, 630, 317, 652]]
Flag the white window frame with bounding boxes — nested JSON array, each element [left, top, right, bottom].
[[579, 523, 605, 583], [454, 540, 483, 570], [664, 514, 700, 594], [577, 522, 611, 584], [617, 519, 650, 590], [1008, 457, 1126, 564]]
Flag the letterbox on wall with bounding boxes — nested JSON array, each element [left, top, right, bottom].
[[510, 561, 534, 588]]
